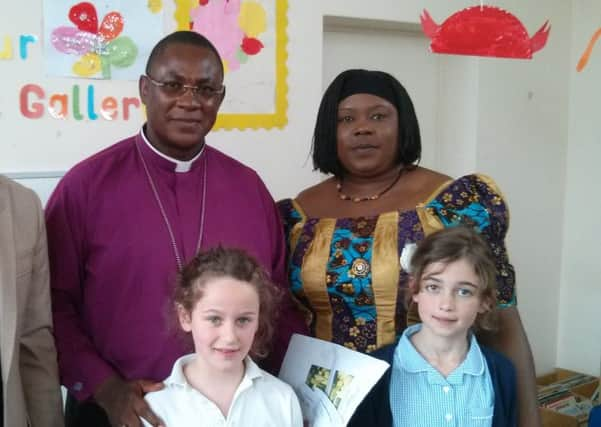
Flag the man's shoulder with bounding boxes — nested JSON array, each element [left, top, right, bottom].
[[0, 175, 40, 212], [1, 174, 34, 197], [47, 135, 138, 207], [0, 176, 42, 249], [205, 145, 259, 179], [64, 135, 137, 180]]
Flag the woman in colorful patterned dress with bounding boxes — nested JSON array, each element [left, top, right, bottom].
[[278, 69, 540, 426]]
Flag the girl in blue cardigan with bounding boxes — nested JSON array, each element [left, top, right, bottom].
[[349, 226, 517, 427]]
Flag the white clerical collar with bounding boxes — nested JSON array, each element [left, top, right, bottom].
[[140, 128, 204, 173]]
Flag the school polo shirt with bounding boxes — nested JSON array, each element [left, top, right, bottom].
[[143, 354, 303, 427], [390, 324, 494, 427]]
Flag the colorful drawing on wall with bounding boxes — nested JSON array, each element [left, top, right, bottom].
[[148, 0, 164, 13], [173, 0, 288, 130], [421, 6, 550, 59], [43, 1, 164, 80], [577, 28, 601, 72], [191, 0, 267, 73]]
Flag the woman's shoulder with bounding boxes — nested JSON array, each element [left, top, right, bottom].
[[411, 166, 451, 183], [407, 167, 451, 196], [296, 178, 336, 206], [278, 178, 337, 219], [423, 172, 505, 202], [277, 196, 307, 228]]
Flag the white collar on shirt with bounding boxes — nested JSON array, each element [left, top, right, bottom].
[[164, 353, 263, 389], [395, 323, 485, 384], [143, 353, 303, 427], [139, 128, 205, 173]]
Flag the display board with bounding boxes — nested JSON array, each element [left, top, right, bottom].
[[1, 0, 288, 180]]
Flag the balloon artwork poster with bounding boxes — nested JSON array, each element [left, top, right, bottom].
[[43, 1, 163, 80], [173, 0, 289, 130]]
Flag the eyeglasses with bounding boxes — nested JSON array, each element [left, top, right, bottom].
[[145, 75, 225, 103]]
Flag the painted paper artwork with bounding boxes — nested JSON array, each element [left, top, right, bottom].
[[421, 6, 550, 59], [174, 0, 288, 130], [43, 1, 164, 80], [577, 28, 601, 72]]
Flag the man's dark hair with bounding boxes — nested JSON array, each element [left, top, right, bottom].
[[312, 69, 421, 177], [145, 31, 223, 75]]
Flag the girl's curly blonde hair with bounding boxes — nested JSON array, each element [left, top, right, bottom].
[[175, 246, 281, 359]]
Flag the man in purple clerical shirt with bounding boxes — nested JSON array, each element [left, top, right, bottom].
[[45, 31, 307, 427]]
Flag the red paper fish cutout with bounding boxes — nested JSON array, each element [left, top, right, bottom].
[[421, 6, 550, 59]]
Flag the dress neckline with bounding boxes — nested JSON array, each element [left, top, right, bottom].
[[289, 176, 459, 222]]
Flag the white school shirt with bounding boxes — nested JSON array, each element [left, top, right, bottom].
[[142, 354, 303, 427]]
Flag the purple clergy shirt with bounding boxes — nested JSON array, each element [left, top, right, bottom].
[[45, 131, 306, 401]]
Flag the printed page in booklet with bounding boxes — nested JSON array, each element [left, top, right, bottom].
[[279, 334, 390, 427]]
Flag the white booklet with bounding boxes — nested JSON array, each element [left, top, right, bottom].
[[279, 334, 390, 427]]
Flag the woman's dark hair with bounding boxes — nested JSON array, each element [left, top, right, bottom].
[[145, 30, 223, 75], [408, 226, 498, 331], [174, 246, 281, 359], [312, 69, 421, 176]]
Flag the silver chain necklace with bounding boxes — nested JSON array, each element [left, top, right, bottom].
[[136, 142, 207, 271]]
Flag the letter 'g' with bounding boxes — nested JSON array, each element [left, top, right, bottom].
[[20, 84, 45, 119]]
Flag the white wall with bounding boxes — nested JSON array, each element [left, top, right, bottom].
[[3, 0, 596, 376], [557, 0, 601, 376], [474, 0, 573, 376], [209, 1, 323, 199]]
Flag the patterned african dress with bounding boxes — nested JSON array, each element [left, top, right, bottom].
[[277, 174, 516, 354]]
